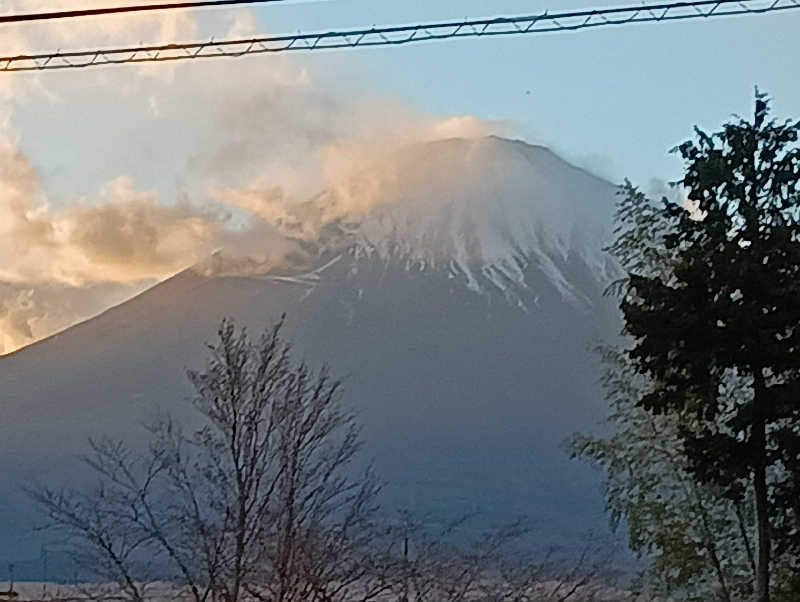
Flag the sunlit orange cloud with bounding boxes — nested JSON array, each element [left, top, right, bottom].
[[0, 139, 222, 286], [0, 3, 297, 351], [0, 3, 508, 352], [0, 132, 295, 353]]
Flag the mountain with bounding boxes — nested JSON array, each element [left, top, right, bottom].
[[0, 136, 622, 570]]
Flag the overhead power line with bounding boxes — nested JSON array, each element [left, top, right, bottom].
[[0, 1, 295, 25], [1, 0, 797, 73]]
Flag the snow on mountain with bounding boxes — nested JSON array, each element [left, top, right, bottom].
[[237, 136, 618, 305], [0, 136, 624, 569]]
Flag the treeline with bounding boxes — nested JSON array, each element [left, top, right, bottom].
[[573, 91, 800, 602]]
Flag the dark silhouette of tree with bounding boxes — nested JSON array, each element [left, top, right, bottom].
[[29, 317, 384, 602], [606, 90, 800, 602]]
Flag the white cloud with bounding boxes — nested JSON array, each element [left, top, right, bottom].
[[0, 4, 505, 352]]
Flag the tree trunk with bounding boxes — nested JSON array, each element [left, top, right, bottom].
[[694, 484, 732, 602], [734, 500, 757, 581], [752, 413, 770, 602]]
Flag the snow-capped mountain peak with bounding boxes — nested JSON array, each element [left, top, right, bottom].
[[274, 137, 618, 301], [0, 135, 622, 566]]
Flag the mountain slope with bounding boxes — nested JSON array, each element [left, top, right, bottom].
[[0, 136, 622, 567]]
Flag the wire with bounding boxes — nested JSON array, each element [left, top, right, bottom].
[[1, 0, 797, 72], [0, 0, 300, 24]]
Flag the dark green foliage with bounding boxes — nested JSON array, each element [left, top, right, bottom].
[[591, 90, 800, 601], [572, 345, 757, 601]]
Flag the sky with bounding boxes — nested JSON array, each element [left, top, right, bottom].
[[0, 0, 798, 352]]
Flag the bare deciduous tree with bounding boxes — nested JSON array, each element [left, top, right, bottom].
[[381, 512, 611, 602], [29, 317, 383, 602], [28, 479, 152, 602], [29, 317, 623, 602]]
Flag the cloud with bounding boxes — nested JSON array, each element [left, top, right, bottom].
[[0, 132, 294, 353], [63, 178, 225, 283], [0, 4, 506, 353], [0, 0, 198, 56], [0, 281, 146, 355], [0, 0, 199, 100], [0, 142, 232, 287], [211, 110, 506, 239]]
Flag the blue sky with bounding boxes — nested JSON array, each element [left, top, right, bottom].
[[9, 0, 798, 202], [241, 0, 799, 183]]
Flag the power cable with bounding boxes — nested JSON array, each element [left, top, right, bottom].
[[1, 0, 797, 72], [0, 0, 300, 25]]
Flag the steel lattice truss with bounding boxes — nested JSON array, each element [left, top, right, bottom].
[[1, 0, 798, 72]]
